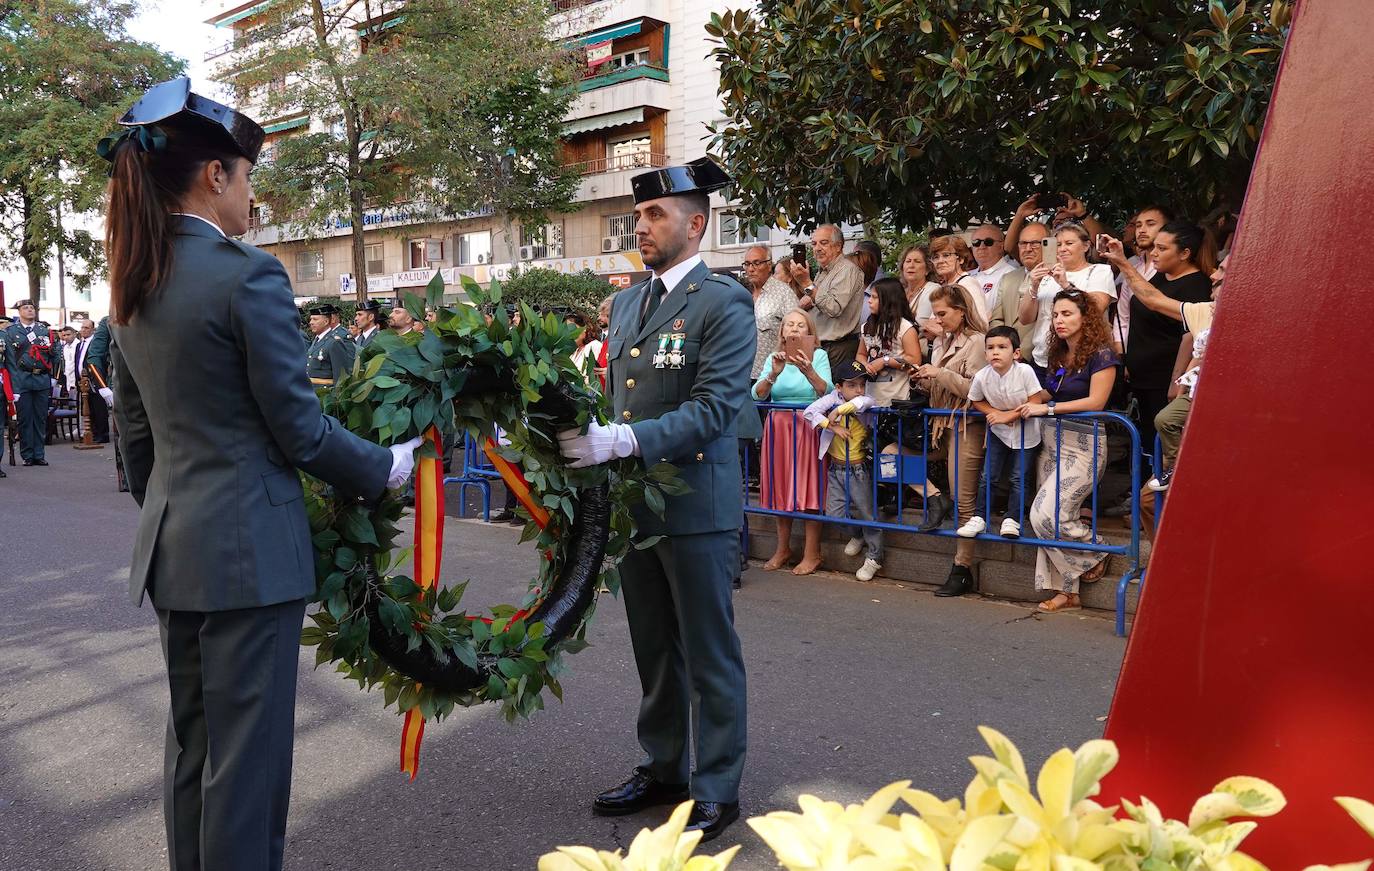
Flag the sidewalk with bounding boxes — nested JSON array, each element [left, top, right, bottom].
[[0, 445, 1125, 870]]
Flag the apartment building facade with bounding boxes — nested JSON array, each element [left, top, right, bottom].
[[203, 0, 790, 302]]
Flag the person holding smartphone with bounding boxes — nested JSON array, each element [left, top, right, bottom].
[[752, 308, 833, 575], [1017, 222, 1116, 380]]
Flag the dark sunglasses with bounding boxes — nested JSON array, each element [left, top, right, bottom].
[[970, 238, 1000, 248]]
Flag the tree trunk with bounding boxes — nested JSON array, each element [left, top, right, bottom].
[[19, 189, 42, 300], [310, 0, 368, 303]]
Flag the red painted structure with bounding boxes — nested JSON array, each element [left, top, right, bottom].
[[1104, 1, 1374, 864]]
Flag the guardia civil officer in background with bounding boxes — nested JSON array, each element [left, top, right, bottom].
[[305, 302, 356, 386], [100, 78, 421, 871], [3, 299, 58, 465], [559, 158, 754, 841], [355, 298, 384, 347]]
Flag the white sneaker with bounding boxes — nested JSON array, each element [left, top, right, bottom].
[[856, 558, 881, 581], [1000, 518, 1021, 539], [956, 516, 986, 538], [843, 537, 864, 556]]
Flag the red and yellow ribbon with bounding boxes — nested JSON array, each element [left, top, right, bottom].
[[400, 426, 444, 780], [399, 429, 551, 779]]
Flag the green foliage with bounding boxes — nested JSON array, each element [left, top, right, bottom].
[[300, 273, 683, 722], [0, 0, 184, 296], [500, 268, 616, 320], [707, 0, 1291, 231], [244, 0, 581, 296]]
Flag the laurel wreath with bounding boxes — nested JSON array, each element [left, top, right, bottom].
[[299, 275, 685, 722]]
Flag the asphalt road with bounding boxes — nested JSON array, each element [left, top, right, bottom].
[[0, 446, 1126, 870]]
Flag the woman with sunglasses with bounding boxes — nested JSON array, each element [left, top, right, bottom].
[[1016, 289, 1119, 612], [910, 284, 988, 597]]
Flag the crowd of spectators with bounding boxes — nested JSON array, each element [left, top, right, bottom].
[[734, 195, 1230, 612]]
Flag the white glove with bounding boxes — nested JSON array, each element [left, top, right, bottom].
[[98, 387, 114, 405], [558, 422, 639, 468], [387, 436, 425, 489]]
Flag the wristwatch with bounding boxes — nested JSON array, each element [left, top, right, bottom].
[[1047, 401, 1056, 416]]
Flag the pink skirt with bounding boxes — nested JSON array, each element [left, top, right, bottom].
[[760, 409, 824, 512]]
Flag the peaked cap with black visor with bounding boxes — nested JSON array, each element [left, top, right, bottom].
[[97, 77, 266, 166], [630, 156, 732, 204]]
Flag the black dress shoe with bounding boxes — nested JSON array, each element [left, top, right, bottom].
[[684, 801, 740, 842], [592, 767, 689, 817], [21, 459, 34, 466], [917, 494, 953, 531], [33, 459, 48, 466], [934, 563, 974, 598], [489, 509, 515, 523]]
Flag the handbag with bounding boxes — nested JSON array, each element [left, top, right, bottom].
[[876, 397, 929, 452]]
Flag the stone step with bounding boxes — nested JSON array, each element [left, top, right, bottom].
[[744, 510, 1145, 616]]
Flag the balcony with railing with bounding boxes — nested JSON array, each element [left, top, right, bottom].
[[579, 60, 668, 92], [563, 151, 669, 175]]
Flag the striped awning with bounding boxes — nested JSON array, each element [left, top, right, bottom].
[[262, 115, 309, 134], [562, 108, 645, 136], [569, 19, 643, 47]]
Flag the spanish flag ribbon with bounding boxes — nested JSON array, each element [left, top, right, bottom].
[[400, 426, 444, 780], [399, 430, 553, 779], [483, 437, 550, 528]]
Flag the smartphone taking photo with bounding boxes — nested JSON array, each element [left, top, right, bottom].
[[792, 243, 808, 267]]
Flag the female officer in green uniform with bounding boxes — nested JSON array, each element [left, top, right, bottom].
[[101, 78, 420, 871]]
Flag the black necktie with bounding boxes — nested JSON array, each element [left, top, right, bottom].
[[76, 340, 86, 373], [640, 277, 667, 331]]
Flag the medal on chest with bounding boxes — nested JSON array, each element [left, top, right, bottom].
[[667, 332, 686, 369], [652, 333, 669, 369]]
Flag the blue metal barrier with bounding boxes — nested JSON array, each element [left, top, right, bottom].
[[443, 433, 500, 520], [743, 402, 1145, 636]]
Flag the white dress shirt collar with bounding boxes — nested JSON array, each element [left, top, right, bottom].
[[651, 254, 705, 298], [172, 212, 227, 238]]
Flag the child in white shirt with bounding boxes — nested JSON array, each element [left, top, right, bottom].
[[961, 326, 1049, 538]]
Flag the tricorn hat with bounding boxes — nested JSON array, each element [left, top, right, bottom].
[[307, 303, 339, 316], [631, 157, 732, 205], [358, 299, 385, 313], [11, 299, 36, 310], [101, 77, 265, 164]]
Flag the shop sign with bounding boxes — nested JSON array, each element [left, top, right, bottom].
[[478, 251, 646, 283]]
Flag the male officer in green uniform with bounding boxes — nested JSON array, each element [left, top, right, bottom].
[[558, 157, 754, 842], [4, 299, 57, 465], [355, 299, 384, 347], [304, 303, 356, 386]]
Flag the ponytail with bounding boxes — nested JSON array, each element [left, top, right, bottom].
[[103, 120, 242, 325], [106, 141, 174, 325], [1159, 220, 1218, 277]]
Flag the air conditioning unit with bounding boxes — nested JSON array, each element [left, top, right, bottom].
[[518, 245, 535, 261], [475, 253, 487, 264], [601, 236, 621, 253]]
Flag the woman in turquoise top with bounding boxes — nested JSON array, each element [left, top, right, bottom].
[[751, 309, 833, 574]]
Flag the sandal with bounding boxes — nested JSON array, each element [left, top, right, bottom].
[[1080, 558, 1108, 584], [1037, 593, 1081, 613]]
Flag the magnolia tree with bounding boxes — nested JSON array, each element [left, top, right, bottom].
[[707, 0, 1292, 231], [240, 0, 580, 300]]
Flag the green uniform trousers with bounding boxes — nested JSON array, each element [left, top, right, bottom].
[[619, 529, 747, 803], [156, 598, 305, 871]]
